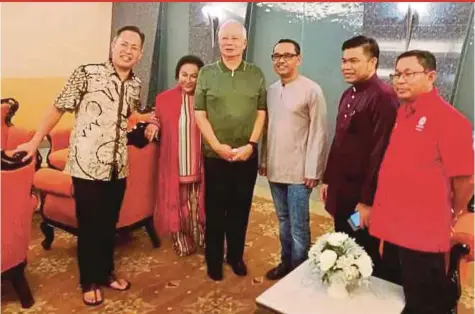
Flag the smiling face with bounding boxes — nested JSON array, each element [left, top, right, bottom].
[[218, 22, 247, 58], [110, 30, 143, 71], [341, 46, 377, 84], [177, 63, 200, 94], [392, 56, 436, 102], [272, 42, 301, 79]]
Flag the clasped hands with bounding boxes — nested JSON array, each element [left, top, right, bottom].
[[214, 143, 253, 162]]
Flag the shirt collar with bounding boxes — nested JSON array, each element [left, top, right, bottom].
[[217, 59, 247, 73], [402, 88, 439, 118], [352, 73, 379, 92], [105, 60, 136, 81]]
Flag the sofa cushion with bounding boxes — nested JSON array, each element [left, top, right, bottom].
[[42, 195, 77, 228], [34, 168, 73, 197], [48, 149, 69, 170]]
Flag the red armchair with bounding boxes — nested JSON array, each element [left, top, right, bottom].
[[34, 114, 160, 249], [1, 103, 38, 308], [1, 157, 38, 309]]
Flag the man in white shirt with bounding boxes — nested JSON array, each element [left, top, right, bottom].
[[260, 39, 328, 280]]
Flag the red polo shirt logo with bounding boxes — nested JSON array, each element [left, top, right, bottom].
[[416, 116, 426, 131]]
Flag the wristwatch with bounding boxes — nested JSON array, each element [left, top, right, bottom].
[[248, 141, 258, 155]]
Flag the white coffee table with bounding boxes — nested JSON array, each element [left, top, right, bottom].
[[256, 260, 405, 314]]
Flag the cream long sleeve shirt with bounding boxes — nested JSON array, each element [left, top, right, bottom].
[[261, 75, 329, 184]]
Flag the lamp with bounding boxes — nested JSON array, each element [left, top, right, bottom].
[[202, 4, 222, 48]]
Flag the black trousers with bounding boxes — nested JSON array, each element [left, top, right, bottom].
[[395, 244, 452, 314], [72, 177, 126, 288], [204, 157, 258, 271]]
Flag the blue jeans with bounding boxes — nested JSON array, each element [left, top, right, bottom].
[[269, 182, 312, 269]]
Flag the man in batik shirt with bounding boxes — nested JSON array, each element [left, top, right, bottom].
[[15, 25, 158, 306]]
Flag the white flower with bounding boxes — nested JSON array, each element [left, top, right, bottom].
[[319, 250, 338, 272], [335, 255, 355, 270], [356, 253, 373, 278], [344, 265, 359, 281], [308, 232, 374, 287], [327, 232, 349, 247], [312, 233, 331, 253]]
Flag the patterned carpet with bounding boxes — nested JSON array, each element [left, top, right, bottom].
[[1, 197, 473, 313]]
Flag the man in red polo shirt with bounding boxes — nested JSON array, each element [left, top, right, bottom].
[[370, 50, 474, 314]]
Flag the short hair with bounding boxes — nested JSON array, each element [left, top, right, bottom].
[[116, 25, 145, 47], [218, 19, 247, 39], [175, 55, 205, 79], [342, 35, 380, 67], [396, 50, 437, 71], [274, 39, 301, 55]]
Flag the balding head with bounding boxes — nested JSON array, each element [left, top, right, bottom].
[[218, 20, 247, 39], [218, 20, 247, 59]]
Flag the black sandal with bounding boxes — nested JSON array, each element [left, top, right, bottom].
[[82, 284, 104, 307], [104, 274, 131, 291]]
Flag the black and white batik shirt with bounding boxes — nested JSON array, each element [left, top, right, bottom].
[[54, 61, 142, 181]]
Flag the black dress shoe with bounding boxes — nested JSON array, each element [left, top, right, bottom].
[[207, 268, 223, 281], [265, 263, 291, 280], [227, 260, 247, 276]]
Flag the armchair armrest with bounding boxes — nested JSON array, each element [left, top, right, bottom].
[[6, 127, 35, 151], [451, 212, 474, 262], [48, 128, 71, 153], [33, 168, 73, 197], [128, 112, 154, 130]]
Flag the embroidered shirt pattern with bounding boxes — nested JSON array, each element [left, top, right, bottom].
[[54, 61, 142, 180]]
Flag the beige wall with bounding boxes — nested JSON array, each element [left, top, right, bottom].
[[1, 3, 113, 129]]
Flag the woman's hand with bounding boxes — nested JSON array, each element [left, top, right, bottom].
[[145, 124, 159, 142]]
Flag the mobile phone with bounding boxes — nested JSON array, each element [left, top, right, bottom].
[[347, 211, 361, 231]]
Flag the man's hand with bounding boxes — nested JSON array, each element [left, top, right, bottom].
[[214, 143, 235, 161], [259, 166, 267, 177], [12, 140, 40, 162], [356, 203, 371, 229], [231, 144, 253, 162], [320, 184, 328, 203], [144, 124, 159, 142], [304, 178, 318, 189]]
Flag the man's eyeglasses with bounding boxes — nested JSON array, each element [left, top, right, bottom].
[[118, 41, 141, 53], [389, 71, 427, 82], [271, 53, 298, 62]]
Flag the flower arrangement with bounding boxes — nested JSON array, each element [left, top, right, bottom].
[[308, 232, 373, 297]]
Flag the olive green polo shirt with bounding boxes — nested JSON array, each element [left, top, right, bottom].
[[194, 60, 267, 158]]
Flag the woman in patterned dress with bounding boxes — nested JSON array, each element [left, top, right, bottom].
[[145, 55, 206, 256]]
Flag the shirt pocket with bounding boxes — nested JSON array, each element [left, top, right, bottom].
[[397, 124, 438, 171], [347, 108, 370, 134], [125, 84, 141, 111], [336, 106, 361, 133]]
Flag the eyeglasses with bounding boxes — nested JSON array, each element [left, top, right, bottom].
[[389, 71, 427, 82], [271, 53, 299, 62], [118, 41, 141, 53]]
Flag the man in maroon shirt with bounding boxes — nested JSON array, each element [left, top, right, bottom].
[[320, 36, 398, 280], [370, 50, 474, 314]]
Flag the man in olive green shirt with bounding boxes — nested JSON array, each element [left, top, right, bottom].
[[195, 20, 267, 281]]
